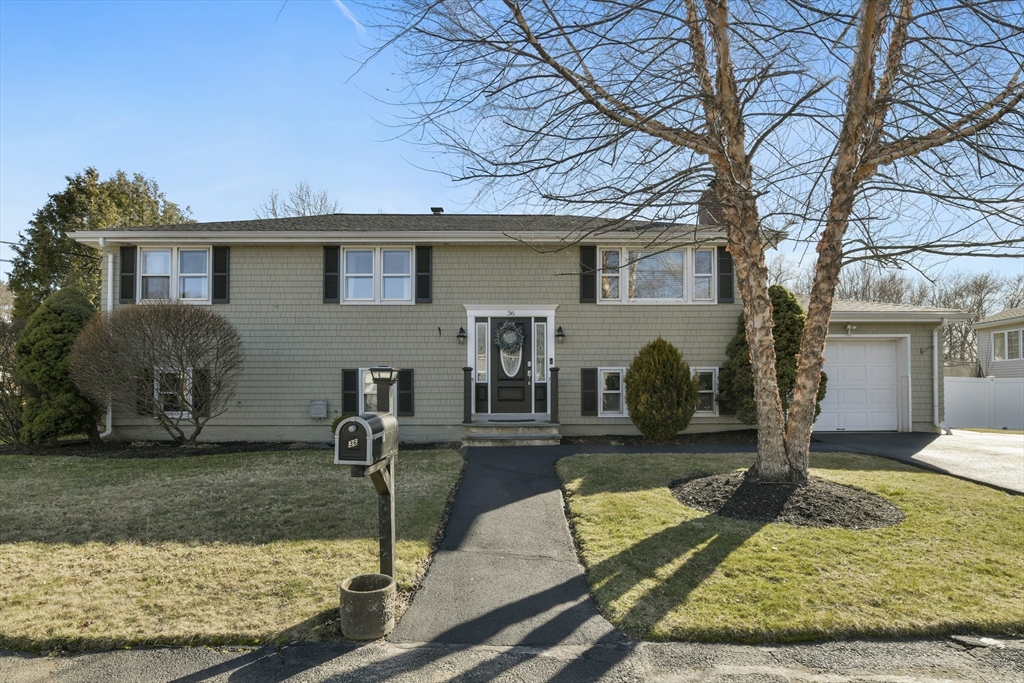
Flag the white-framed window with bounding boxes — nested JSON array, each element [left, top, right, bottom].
[[598, 367, 627, 417], [178, 249, 209, 301], [140, 247, 211, 303], [534, 321, 547, 383], [359, 368, 399, 414], [475, 321, 488, 382], [342, 247, 413, 303], [992, 329, 1021, 361], [600, 249, 620, 299], [693, 367, 718, 415], [597, 247, 716, 304], [155, 367, 192, 418], [693, 249, 714, 301]]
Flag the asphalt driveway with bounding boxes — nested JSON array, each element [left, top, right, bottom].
[[812, 429, 1024, 493]]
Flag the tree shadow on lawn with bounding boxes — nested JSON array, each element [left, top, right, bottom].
[[0, 456, 459, 545], [581, 504, 773, 640]]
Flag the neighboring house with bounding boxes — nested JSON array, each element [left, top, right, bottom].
[[69, 213, 970, 443], [975, 307, 1024, 378]]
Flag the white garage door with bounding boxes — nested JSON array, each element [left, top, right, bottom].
[[816, 340, 899, 431]]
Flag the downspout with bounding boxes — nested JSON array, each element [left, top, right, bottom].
[[98, 237, 113, 440], [933, 317, 952, 435]]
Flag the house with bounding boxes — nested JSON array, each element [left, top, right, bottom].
[[975, 308, 1024, 378], [69, 212, 970, 444]]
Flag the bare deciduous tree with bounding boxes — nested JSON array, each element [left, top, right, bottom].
[[0, 319, 24, 444], [810, 263, 1015, 363], [931, 271, 1008, 362], [1004, 274, 1024, 310], [255, 181, 340, 219], [0, 281, 13, 322], [823, 261, 929, 306], [69, 303, 244, 446], [367, 0, 1023, 482]]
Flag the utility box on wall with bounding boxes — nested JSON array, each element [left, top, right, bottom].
[[310, 399, 328, 419]]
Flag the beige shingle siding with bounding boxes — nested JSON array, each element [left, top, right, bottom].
[[103, 242, 942, 440], [104, 242, 745, 439]]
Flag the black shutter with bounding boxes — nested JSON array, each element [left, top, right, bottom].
[[581, 368, 598, 416], [415, 246, 432, 303], [137, 368, 153, 415], [398, 369, 414, 416], [342, 369, 359, 415], [580, 246, 597, 303], [717, 246, 734, 304], [212, 247, 230, 303], [120, 246, 136, 303], [324, 247, 340, 303], [193, 369, 211, 417]]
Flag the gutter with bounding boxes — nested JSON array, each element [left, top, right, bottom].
[[66, 228, 735, 247], [934, 316, 952, 435], [97, 237, 113, 441]]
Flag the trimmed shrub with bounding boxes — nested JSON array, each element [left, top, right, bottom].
[[717, 284, 828, 424], [625, 337, 699, 442], [15, 288, 99, 444], [69, 302, 243, 446]]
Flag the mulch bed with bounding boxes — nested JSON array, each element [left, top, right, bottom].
[[670, 471, 905, 529]]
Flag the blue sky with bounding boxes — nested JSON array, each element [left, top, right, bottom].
[[1, 1, 1018, 284], [0, 0, 483, 277]]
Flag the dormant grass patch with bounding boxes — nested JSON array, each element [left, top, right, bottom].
[[557, 451, 1024, 643], [0, 448, 462, 652]]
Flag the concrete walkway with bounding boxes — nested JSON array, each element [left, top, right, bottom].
[[812, 430, 1024, 493]]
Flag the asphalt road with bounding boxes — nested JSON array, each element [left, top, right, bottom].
[[3, 636, 1022, 682]]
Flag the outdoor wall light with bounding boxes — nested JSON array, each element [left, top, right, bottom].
[[456, 326, 468, 344], [369, 366, 400, 384], [555, 326, 566, 343]]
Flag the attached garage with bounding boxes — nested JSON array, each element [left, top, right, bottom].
[[816, 339, 904, 431]]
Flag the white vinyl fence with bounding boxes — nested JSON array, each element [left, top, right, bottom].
[[944, 377, 1024, 430]]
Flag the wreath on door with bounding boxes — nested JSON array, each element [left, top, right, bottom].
[[494, 321, 524, 354]]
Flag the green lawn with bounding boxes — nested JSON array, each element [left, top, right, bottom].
[[0, 448, 463, 652], [558, 451, 1024, 643]]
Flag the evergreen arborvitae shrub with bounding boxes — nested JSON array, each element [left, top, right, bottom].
[[624, 337, 699, 442], [15, 287, 99, 444], [717, 285, 828, 424]]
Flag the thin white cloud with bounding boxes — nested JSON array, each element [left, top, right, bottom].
[[332, 0, 365, 33]]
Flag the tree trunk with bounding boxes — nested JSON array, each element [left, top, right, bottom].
[[783, 186, 855, 472], [721, 195, 800, 483], [87, 419, 104, 447]]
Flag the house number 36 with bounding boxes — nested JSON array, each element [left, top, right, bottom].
[[507, 310, 515, 316]]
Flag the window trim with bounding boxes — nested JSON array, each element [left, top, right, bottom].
[[137, 246, 213, 304], [597, 367, 628, 417], [693, 367, 719, 416], [358, 368, 399, 414], [341, 246, 414, 305], [154, 366, 193, 418], [596, 247, 718, 305], [992, 329, 1022, 362]]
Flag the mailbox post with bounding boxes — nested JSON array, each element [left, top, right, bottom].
[[334, 366, 400, 579]]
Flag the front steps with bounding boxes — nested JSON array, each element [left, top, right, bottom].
[[462, 418, 561, 447]]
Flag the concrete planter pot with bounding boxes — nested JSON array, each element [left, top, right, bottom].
[[339, 573, 396, 640]]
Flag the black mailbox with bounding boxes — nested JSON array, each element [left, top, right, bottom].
[[334, 413, 399, 466]]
